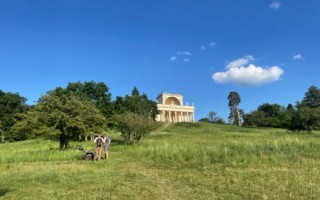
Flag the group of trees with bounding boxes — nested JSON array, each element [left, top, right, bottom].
[[244, 85, 320, 131], [2, 80, 320, 148], [0, 81, 159, 148], [200, 85, 320, 132]]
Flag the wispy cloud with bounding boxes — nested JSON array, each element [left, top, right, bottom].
[[200, 41, 216, 50], [209, 42, 216, 47], [212, 55, 284, 86], [177, 51, 192, 56], [170, 56, 177, 61], [170, 51, 192, 62], [293, 54, 305, 60], [270, 2, 281, 10]]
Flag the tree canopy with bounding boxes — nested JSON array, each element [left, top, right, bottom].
[[10, 91, 106, 148], [0, 90, 29, 134], [113, 87, 158, 120], [65, 81, 112, 116], [301, 85, 320, 108]]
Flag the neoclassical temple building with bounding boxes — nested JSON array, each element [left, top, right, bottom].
[[156, 92, 195, 123]]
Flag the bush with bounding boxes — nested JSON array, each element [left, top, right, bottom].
[[114, 112, 160, 144]]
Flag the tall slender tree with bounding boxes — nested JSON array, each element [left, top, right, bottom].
[[228, 91, 242, 126]]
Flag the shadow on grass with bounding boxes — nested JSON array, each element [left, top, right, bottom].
[[0, 188, 11, 197]]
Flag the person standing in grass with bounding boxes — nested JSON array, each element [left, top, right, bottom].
[[104, 134, 111, 159], [94, 134, 104, 161]]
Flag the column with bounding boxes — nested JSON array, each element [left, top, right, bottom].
[[174, 111, 177, 122], [192, 112, 195, 122]]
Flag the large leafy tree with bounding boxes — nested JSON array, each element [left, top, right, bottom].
[[0, 90, 29, 137], [228, 91, 242, 126], [10, 92, 106, 148], [66, 81, 112, 116]]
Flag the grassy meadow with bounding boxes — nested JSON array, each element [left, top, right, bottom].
[[1, 122, 320, 200]]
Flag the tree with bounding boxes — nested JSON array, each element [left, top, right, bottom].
[[66, 81, 112, 116], [10, 92, 106, 148], [0, 90, 29, 138], [244, 103, 292, 128], [290, 107, 320, 131], [200, 111, 226, 124], [114, 112, 159, 144], [301, 85, 320, 108], [228, 91, 242, 126], [208, 111, 217, 123], [113, 87, 158, 119]]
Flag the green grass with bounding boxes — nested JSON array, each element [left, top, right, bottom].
[[1, 123, 320, 199]]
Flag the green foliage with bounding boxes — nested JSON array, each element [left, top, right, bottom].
[[198, 111, 225, 124], [10, 92, 106, 148], [0, 90, 29, 138], [244, 103, 291, 128], [65, 81, 113, 116], [114, 112, 160, 144], [301, 85, 320, 108], [113, 87, 158, 119], [291, 107, 320, 131]]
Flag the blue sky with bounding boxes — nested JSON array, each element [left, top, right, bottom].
[[0, 0, 319, 121]]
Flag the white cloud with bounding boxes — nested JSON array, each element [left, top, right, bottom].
[[183, 58, 190, 62], [209, 42, 216, 47], [226, 55, 255, 69], [293, 54, 305, 60], [177, 51, 192, 56], [200, 45, 206, 50], [270, 2, 281, 10], [170, 56, 177, 61], [212, 56, 284, 86]]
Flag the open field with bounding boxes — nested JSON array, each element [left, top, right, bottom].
[[1, 123, 320, 200]]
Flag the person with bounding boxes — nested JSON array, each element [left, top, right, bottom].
[[94, 134, 104, 161], [103, 134, 111, 159]]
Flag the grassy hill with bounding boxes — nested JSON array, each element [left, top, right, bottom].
[[1, 123, 320, 199]]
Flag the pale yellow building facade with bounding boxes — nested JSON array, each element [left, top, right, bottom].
[[156, 93, 195, 123]]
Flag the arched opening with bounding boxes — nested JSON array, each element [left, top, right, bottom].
[[164, 97, 181, 105]]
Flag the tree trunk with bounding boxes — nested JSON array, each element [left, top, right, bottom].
[[59, 133, 70, 150], [236, 106, 242, 126]]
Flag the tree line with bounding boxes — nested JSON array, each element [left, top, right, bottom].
[[2, 82, 319, 147], [201, 85, 320, 131], [0, 81, 160, 148]]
